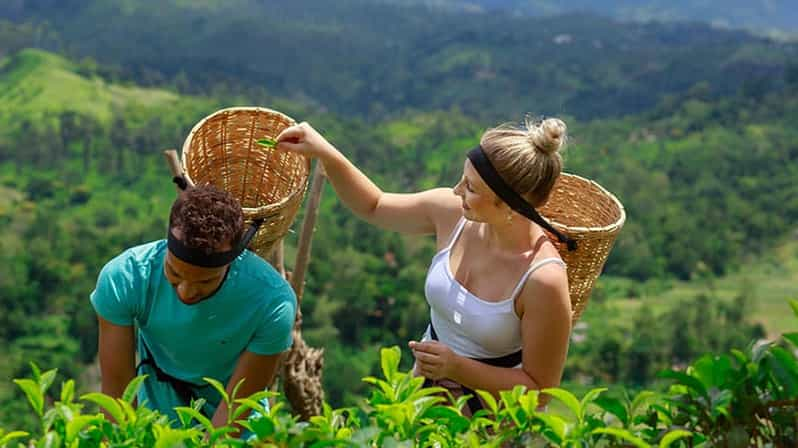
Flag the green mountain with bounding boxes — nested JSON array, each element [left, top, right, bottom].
[[0, 34, 798, 426], [415, 0, 798, 36], [1, 0, 796, 121]]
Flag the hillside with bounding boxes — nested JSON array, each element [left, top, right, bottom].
[[1, 0, 796, 122], [419, 0, 798, 37], [0, 48, 216, 133], [0, 44, 796, 419]]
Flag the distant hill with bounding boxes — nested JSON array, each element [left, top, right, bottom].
[[417, 0, 798, 37], [0, 49, 192, 129], [0, 0, 795, 122]]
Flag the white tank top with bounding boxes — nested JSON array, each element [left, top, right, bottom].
[[423, 218, 566, 360]]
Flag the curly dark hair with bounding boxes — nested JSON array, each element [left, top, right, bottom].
[[168, 185, 245, 253]]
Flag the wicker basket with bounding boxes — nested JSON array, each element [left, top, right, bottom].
[[181, 107, 311, 259], [538, 173, 626, 322]]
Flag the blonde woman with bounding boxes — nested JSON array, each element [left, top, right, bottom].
[[276, 117, 573, 415]]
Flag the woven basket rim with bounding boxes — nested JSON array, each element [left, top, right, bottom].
[[542, 172, 627, 235], [180, 106, 309, 215]]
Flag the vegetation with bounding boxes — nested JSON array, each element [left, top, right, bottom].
[[2, 298, 797, 446], [0, 1, 797, 443], [1, 1, 796, 121]]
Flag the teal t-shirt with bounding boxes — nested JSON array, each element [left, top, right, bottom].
[[90, 240, 296, 419]]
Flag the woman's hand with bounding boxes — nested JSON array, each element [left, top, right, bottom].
[[275, 122, 336, 160], [409, 340, 460, 381]]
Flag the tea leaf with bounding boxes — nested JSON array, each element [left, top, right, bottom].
[[60, 380, 75, 404], [65, 415, 101, 442], [0, 431, 29, 446], [203, 377, 230, 405], [659, 429, 692, 448], [14, 379, 44, 417], [81, 393, 125, 424], [380, 346, 401, 383], [256, 138, 277, 148], [593, 427, 650, 448], [122, 375, 147, 404], [542, 388, 581, 422]]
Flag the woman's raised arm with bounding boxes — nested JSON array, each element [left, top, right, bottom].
[[277, 122, 459, 234]]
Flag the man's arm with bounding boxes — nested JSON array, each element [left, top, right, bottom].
[[211, 350, 284, 431], [97, 316, 136, 408]]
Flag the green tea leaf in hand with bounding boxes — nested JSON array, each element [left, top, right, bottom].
[[257, 138, 277, 148]]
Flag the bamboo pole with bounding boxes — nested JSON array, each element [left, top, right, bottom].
[[162, 149, 195, 190], [290, 161, 326, 304], [281, 160, 327, 420]]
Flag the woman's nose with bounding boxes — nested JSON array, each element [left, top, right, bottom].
[[453, 180, 463, 196]]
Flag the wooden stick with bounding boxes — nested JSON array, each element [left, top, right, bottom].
[[290, 161, 325, 304], [163, 149, 195, 188]]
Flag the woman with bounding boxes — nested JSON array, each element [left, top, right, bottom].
[[276, 117, 572, 415]]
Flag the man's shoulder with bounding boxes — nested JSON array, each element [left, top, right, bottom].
[[234, 251, 295, 301], [102, 240, 166, 277]]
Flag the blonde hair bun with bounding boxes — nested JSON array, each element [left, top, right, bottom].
[[527, 117, 567, 156]]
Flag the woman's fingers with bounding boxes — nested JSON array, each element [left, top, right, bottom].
[[413, 350, 440, 365], [276, 124, 305, 143]]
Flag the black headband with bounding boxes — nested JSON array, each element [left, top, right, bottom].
[[467, 146, 577, 251], [167, 221, 262, 268], [168, 174, 262, 267]]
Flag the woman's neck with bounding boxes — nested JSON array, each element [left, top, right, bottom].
[[482, 217, 541, 255]]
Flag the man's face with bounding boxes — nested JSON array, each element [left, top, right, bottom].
[[164, 228, 231, 305]]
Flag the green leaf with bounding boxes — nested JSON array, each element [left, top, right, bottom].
[[208, 426, 237, 444], [256, 138, 277, 148], [380, 346, 401, 383], [657, 370, 708, 400], [691, 354, 732, 390], [0, 431, 29, 446], [659, 430, 692, 448], [153, 428, 196, 448], [122, 375, 147, 404], [789, 298, 798, 318], [476, 390, 499, 415], [630, 390, 657, 417], [783, 332, 798, 348], [422, 407, 469, 433], [173, 406, 214, 433], [59, 380, 75, 404], [542, 387, 581, 421], [230, 377, 246, 403], [81, 393, 125, 424], [232, 398, 268, 421], [247, 416, 276, 439], [593, 427, 651, 448], [594, 396, 628, 425], [518, 391, 539, 416], [65, 415, 101, 442], [579, 387, 608, 409], [202, 377, 229, 405], [14, 379, 44, 416], [40, 369, 57, 393], [535, 414, 566, 444]]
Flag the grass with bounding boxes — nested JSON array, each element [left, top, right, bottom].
[[0, 48, 206, 132], [601, 239, 798, 338]]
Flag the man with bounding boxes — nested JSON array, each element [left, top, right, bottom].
[[90, 183, 296, 427]]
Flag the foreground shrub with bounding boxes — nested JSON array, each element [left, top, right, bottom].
[[2, 299, 796, 447]]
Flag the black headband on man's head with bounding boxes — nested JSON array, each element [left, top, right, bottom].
[[167, 174, 262, 267], [466, 146, 577, 251], [167, 221, 262, 268]]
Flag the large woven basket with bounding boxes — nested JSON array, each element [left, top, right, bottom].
[[181, 107, 311, 259], [539, 173, 626, 322]]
